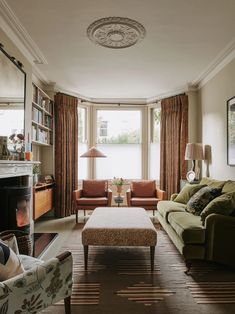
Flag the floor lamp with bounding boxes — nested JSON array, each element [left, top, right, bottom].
[[80, 146, 107, 158], [185, 143, 204, 182]]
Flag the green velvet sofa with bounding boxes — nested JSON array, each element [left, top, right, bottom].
[[156, 178, 235, 273]]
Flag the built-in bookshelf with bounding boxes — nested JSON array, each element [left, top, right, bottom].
[[31, 83, 54, 146]]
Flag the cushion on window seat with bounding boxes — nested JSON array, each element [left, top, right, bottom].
[[168, 212, 205, 244]]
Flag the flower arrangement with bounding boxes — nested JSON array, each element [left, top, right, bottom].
[[112, 177, 124, 186], [9, 133, 24, 153]]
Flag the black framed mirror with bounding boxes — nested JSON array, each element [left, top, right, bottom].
[[227, 96, 235, 166], [0, 43, 26, 160]]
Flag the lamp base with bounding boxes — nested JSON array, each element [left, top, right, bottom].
[[186, 171, 196, 182]]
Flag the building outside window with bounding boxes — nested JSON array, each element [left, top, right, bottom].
[[96, 109, 142, 179]]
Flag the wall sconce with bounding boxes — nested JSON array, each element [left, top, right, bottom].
[[185, 143, 204, 181]]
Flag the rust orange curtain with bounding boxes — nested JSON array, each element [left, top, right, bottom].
[[54, 93, 78, 217], [160, 94, 188, 199]]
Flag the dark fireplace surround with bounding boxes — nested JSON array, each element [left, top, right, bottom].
[[0, 161, 35, 235]]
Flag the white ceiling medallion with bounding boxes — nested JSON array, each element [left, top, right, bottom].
[[87, 17, 146, 49]]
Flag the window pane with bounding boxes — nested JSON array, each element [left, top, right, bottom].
[[78, 107, 88, 180], [78, 143, 88, 180], [153, 108, 161, 143], [150, 143, 160, 180], [78, 107, 86, 143], [97, 110, 141, 144], [96, 144, 141, 179], [150, 108, 161, 180]]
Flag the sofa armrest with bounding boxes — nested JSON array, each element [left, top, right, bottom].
[[205, 213, 235, 266], [0, 251, 73, 313], [73, 189, 82, 200], [107, 189, 112, 206], [126, 188, 132, 207], [156, 188, 167, 200], [170, 193, 178, 201]]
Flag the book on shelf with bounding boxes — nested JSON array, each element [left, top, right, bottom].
[[31, 125, 37, 141], [32, 84, 38, 103]]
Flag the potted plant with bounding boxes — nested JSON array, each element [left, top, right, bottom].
[[112, 177, 124, 196], [33, 164, 40, 185]]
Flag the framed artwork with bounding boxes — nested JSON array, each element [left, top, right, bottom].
[[227, 96, 235, 166]]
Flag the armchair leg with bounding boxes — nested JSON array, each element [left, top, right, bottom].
[[64, 296, 71, 314], [185, 260, 192, 275], [150, 246, 155, 271], [76, 210, 78, 223], [84, 245, 89, 270]]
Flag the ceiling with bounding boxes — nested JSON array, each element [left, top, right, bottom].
[[3, 0, 235, 101]]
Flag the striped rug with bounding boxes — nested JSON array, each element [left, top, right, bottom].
[[43, 223, 235, 314]]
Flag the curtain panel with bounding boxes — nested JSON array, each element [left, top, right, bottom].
[[54, 93, 78, 217], [160, 94, 188, 199]]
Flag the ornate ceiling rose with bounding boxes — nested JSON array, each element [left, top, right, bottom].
[[87, 17, 146, 49]]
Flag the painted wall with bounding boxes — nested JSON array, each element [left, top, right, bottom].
[[0, 28, 32, 142], [199, 58, 235, 179]]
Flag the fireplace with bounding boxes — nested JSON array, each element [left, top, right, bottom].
[[0, 185, 31, 233], [0, 161, 35, 235]]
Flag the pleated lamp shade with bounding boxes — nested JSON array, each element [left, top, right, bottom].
[[185, 143, 204, 160], [80, 146, 107, 158]]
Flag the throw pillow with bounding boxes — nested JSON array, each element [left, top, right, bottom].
[[186, 186, 221, 215], [200, 192, 235, 224], [174, 184, 206, 204], [0, 234, 19, 255], [0, 241, 24, 281]]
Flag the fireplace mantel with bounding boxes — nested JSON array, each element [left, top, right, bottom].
[[0, 161, 38, 178]]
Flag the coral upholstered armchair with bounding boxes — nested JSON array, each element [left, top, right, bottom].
[[126, 180, 166, 215], [73, 180, 112, 222]]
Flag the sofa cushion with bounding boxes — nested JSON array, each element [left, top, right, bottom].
[[76, 197, 108, 205], [222, 180, 235, 193], [200, 192, 235, 224], [131, 180, 155, 197], [200, 177, 226, 189], [131, 197, 158, 206], [174, 184, 206, 204], [157, 200, 186, 222], [168, 212, 205, 244], [186, 186, 221, 215], [0, 241, 24, 281], [83, 180, 107, 197]]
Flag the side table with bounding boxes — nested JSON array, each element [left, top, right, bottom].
[[114, 195, 124, 207]]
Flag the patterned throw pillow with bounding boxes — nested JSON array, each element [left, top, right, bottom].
[[200, 192, 235, 224], [0, 241, 24, 281], [186, 186, 221, 215]]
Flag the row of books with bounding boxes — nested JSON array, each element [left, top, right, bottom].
[[32, 107, 43, 124], [31, 125, 52, 145]]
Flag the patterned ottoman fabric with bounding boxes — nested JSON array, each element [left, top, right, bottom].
[[82, 207, 157, 246]]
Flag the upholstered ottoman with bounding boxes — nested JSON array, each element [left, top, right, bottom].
[[81, 207, 157, 271]]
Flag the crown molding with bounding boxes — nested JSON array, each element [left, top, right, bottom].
[[32, 66, 49, 85], [0, 0, 47, 65], [147, 85, 188, 103], [191, 37, 235, 88]]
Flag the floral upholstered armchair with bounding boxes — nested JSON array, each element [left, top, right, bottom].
[[0, 234, 73, 314]]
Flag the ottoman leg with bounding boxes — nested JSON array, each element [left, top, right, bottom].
[[84, 245, 89, 270], [150, 246, 155, 271]]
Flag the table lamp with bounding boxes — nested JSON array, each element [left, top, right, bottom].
[[185, 143, 204, 181]]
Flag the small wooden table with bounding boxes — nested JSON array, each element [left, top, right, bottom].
[[113, 195, 124, 207]]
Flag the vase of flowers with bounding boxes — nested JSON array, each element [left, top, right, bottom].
[[113, 177, 124, 196], [33, 164, 40, 186]]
